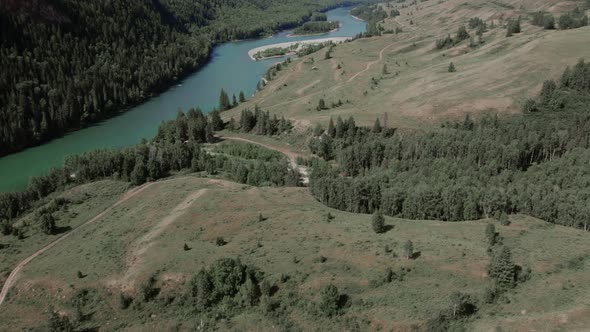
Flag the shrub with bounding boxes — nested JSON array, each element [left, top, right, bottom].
[[216, 237, 226, 246], [318, 284, 342, 317], [118, 293, 133, 310]]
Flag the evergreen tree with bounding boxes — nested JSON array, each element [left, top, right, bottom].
[[130, 159, 148, 185], [40, 213, 56, 235], [327, 117, 336, 138], [372, 209, 386, 233], [382, 64, 388, 75], [448, 62, 456, 72], [239, 91, 246, 103], [488, 246, 516, 289], [317, 98, 327, 111], [373, 118, 382, 133], [209, 110, 224, 131], [219, 89, 231, 111], [335, 116, 345, 138], [456, 25, 470, 42], [190, 269, 213, 310], [404, 240, 414, 259], [232, 94, 238, 108], [485, 223, 497, 246]]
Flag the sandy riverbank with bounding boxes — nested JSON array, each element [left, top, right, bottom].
[[248, 36, 352, 61]]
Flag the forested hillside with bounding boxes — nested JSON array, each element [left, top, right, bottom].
[[0, 0, 364, 157], [308, 61, 590, 230]]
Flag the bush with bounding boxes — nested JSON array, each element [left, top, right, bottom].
[[118, 293, 133, 310], [318, 284, 342, 317], [216, 237, 226, 246], [139, 274, 159, 302], [448, 62, 456, 73]]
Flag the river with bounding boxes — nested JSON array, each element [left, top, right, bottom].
[[0, 7, 365, 192]]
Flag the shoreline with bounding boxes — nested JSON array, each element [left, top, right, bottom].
[[286, 26, 340, 38], [248, 36, 352, 61]]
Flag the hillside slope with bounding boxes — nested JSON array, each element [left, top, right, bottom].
[[0, 176, 588, 330], [225, 0, 590, 128]]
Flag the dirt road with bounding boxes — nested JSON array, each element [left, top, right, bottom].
[[219, 136, 309, 184], [0, 182, 153, 307]]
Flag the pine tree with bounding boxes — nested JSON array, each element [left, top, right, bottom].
[[327, 117, 336, 138], [239, 91, 246, 103], [335, 116, 344, 138], [209, 110, 224, 131], [317, 98, 326, 111], [404, 240, 414, 259], [448, 62, 456, 72], [219, 89, 231, 111], [488, 246, 516, 288], [232, 94, 238, 107], [373, 118, 382, 133], [190, 269, 213, 310], [40, 213, 56, 235], [131, 159, 148, 185], [372, 209, 386, 233], [485, 223, 497, 246], [382, 64, 388, 75], [456, 25, 470, 42]]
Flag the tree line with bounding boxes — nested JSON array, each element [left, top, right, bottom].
[[308, 61, 590, 230], [0, 108, 299, 229], [293, 21, 340, 35], [0, 0, 373, 157]]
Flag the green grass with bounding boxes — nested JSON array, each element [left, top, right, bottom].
[[1, 176, 588, 330]]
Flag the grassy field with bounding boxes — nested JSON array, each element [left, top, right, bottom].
[[1, 175, 589, 331], [0, 180, 130, 288], [223, 0, 590, 129]]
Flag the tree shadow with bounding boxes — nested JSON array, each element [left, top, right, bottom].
[[269, 285, 280, 297], [410, 251, 421, 260], [384, 224, 395, 233], [338, 294, 351, 309], [54, 225, 72, 235]]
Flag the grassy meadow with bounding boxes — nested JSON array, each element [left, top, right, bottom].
[[1, 175, 589, 330]]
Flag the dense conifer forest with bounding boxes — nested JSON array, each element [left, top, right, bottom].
[[308, 61, 590, 230], [0, 0, 367, 157]]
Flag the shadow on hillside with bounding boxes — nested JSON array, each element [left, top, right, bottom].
[[54, 225, 72, 235]]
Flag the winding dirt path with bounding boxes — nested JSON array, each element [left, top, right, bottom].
[[0, 183, 153, 307], [117, 189, 208, 288], [347, 42, 397, 83], [263, 40, 398, 110], [296, 79, 321, 96]]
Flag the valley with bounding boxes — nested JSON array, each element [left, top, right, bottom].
[[1, 0, 590, 331]]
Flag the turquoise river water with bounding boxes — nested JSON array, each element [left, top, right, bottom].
[[0, 7, 365, 192]]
